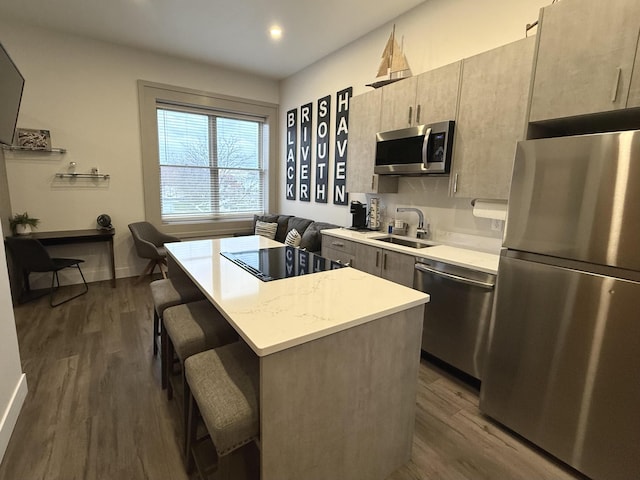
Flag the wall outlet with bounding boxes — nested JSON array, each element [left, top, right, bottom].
[[491, 219, 503, 231]]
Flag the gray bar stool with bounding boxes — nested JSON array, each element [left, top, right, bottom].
[[162, 300, 238, 429], [149, 278, 204, 386], [184, 342, 260, 479]]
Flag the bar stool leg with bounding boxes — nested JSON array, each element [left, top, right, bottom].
[[185, 387, 198, 474], [153, 309, 160, 356], [166, 338, 174, 400], [182, 368, 189, 449], [161, 319, 168, 390]]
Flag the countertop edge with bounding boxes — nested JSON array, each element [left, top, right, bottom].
[[245, 295, 430, 356]]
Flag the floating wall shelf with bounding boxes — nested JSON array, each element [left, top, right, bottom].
[[55, 172, 110, 180], [2, 145, 67, 153]]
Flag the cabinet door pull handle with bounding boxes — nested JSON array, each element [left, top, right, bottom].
[[416, 104, 421, 124], [371, 175, 375, 190], [453, 173, 459, 193], [611, 67, 622, 102], [375, 251, 380, 268], [331, 241, 345, 247], [408, 106, 413, 126], [383, 252, 387, 270]]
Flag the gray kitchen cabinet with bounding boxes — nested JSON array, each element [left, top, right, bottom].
[[322, 237, 355, 266], [352, 242, 415, 288], [322, 234, 415, 288], [379, 248, 416, 288], [379, 61, 461, 132], [452, 36, 535, 200], [346, 89, 398, 194], [529, 0, 640, 121], [351, 242, 382, 276], [379, 77, 418, 131]]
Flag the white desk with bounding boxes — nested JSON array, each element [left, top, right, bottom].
[[166, 236, 430, 480]]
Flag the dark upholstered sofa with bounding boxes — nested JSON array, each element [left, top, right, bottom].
[[252, 214, 340, 254]]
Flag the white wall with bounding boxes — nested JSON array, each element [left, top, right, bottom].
[[278, 0, 547, 249], [0, 1, 549, 281], [0, 220, 27, 464], [0, 19, 279, 284]]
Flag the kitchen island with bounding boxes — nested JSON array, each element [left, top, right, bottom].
[[165, 235, 430, 480]]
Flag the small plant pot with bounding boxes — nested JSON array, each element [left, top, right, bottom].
[[15, 224, 32, 235]]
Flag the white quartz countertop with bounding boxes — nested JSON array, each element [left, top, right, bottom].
[[166, 235, 430, 357], [322, 228, 500, 275]]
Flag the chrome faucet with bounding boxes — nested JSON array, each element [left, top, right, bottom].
[[396, 207, 429, 239]]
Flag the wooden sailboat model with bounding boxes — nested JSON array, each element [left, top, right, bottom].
[[367, 25, 412, 89]]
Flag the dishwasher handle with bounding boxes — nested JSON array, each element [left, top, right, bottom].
[[415, 263, 495, 289]]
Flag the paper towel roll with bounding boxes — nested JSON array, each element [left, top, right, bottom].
[[472, 200, 507, 220]]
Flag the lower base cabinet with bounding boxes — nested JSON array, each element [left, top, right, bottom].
[[322, 237, 355, 266], [323, 236, 415, 288]]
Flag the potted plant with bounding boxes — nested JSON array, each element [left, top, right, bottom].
[[9, 212, 40, 235]]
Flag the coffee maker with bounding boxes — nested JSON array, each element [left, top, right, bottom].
[[350, 201, 367, 229]]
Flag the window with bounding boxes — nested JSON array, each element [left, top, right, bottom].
[[138, 81, 278, 237], [157, 107, 265, 222]]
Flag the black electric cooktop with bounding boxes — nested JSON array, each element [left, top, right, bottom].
[[221, 246, 346, 282]]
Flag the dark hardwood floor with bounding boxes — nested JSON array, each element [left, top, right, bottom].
[[0, 277, 584, 480]]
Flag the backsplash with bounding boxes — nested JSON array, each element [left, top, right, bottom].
[[368, 176, 504, 254]]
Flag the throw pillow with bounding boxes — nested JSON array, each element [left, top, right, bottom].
[[285, 228, 301, 247], [255, 220, 278, 239]]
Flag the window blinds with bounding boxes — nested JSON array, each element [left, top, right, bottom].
[[156, 106, 265, 222]]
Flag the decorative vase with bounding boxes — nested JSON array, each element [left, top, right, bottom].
[[16, 224, 32, 235]]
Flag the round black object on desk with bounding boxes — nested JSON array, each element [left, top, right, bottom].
[[96, 214, 112, 230]]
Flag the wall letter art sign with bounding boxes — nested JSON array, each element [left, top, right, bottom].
[[286, 108, 297, 200], [299, 103, 312, 202], [315, 95, 331, 203], [333, 87, 352, 206], [286, 86, 352, 205]]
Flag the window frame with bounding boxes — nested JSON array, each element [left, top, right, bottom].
[[138, 80, 278, 238]]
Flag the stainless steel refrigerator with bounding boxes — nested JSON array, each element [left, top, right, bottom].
[[480, 130, 640, 480]]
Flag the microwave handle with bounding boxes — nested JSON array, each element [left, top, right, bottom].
[[421, 127, 432, 169]]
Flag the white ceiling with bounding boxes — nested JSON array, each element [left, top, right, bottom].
[[0, 0, 426, 79]]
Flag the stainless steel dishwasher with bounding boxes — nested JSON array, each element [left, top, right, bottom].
[[414, 258, 496, 380]]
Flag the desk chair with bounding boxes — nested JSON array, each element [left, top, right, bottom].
[[5, 236, 89, 307], [128, 221, 180, 280]]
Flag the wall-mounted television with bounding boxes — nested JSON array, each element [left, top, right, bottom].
[[0, 41, 25, 146]]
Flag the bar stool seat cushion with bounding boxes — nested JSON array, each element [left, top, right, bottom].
[[163, 300, 238, 361], [185, 342, 259, 456], [150, 278, 204, 315]]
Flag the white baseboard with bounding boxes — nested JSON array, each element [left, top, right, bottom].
[[0, 373, 28, 464]]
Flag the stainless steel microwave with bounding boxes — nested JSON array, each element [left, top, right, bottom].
[[374, 120, 454, 175]]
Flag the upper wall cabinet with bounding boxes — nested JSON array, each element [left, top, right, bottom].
[[379, 77, 418, 131], [347, 89, 398, 194], [529, 0, 640, 122], [379, 61, 462, 131], [414, 61, 462, 126], [452, 36, 535, 200]]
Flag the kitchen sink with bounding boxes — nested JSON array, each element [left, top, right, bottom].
[[374, 236, 436, 249]]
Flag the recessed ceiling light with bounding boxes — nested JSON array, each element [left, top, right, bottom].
[[269, 26, 283, 40]]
